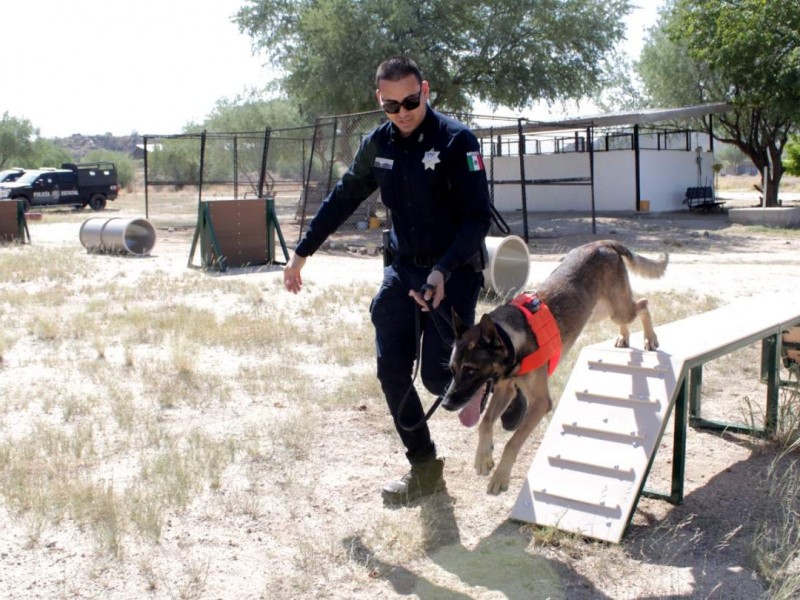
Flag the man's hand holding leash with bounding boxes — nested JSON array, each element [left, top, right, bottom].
[[408, 268, 446, 311], [283, 254, 306, 294]]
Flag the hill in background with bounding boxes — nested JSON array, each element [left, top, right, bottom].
[[52, 133, 140, 160]]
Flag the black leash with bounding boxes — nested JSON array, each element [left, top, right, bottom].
[[397, 286, 454, 432], [490, 203, 511, 236]]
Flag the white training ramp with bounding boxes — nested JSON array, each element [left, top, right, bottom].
[[511, 345, 680, 543], [511, 294, 800, 544]]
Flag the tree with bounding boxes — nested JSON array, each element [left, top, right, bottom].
[[785, 135, 800, 177], [203, 93, 306, 132], [235, 0, 632, 118], [0, 113, 37, 169], [638, 0, 800, 207], [29, 138, 74, 169]]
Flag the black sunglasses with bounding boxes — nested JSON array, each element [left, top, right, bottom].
[[380, 90, 422, 114]]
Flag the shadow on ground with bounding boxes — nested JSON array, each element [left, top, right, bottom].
[[343, 490, 610, 599]]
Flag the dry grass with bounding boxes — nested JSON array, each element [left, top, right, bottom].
[[1, 188, 799, 598], [717, 174, 800, 193]]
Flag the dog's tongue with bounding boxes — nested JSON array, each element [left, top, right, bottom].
[[458, 383, 487, 428]]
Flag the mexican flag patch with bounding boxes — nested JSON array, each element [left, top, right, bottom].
[[466, 151, 484, 172]]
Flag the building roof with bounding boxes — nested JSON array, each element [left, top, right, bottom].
[[472, 102, 734, 136]]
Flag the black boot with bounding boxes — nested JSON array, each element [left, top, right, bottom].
[[501, 387, 527, 431], [381, 457, 445, 505]]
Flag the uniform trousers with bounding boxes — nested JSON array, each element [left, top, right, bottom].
[[370, 262, 483, 465]]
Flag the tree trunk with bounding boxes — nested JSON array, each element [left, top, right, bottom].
[[763, 159, 783, 208]]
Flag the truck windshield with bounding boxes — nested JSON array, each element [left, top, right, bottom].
[[13, 170, 48, 184]]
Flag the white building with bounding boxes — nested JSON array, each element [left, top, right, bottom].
[[473, 103, 731, 214]]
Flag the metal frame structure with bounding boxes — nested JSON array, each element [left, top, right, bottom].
[[188, 195, 289, 272]]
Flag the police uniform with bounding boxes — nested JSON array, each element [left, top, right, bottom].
[[295, 107, 492, 465]]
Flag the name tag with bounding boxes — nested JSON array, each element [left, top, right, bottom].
[[374, 157, 394, 170]]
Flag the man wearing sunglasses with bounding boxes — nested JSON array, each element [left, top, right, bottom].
[[284, 56, 493, 505]]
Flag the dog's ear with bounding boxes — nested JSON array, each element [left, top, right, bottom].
[[451, 307, 470, 338], [478, 314, 499, 345]]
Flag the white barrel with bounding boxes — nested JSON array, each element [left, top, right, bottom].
[[483, 235, 530, 296], [79, 217, 156, 256]]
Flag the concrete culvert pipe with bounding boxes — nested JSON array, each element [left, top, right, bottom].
[[483, 235, 530, 296], [79, 217, 157, 256]]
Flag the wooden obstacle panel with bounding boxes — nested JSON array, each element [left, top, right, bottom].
[[0, 200, 30, 243], [201, 199, 269, 270], [190, 196, 289, 272]]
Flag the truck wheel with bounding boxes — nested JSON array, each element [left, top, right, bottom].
[[89, 194, 107, 211]]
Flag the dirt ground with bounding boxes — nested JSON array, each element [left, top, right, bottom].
[[2, 188, 800, 599]]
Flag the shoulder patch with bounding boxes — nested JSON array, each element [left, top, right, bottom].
[[466, 151, 484, 172]]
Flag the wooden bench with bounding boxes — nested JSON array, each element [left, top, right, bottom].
[[0, 200, 31, 244], [684, 186, 725, 212], [637, 294, 799, 503]]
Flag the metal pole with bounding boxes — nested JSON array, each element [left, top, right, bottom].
[[588, 126, 597, 234], [143, 135, 149, 219], [299, 120, 322, 241], [233, 136, 239, 199], [516, 118, 529, 244], [258, 127, 271, 198], [198, 130, 206, 206], [488, 126, 495, 209], [634, 124, 642, 212]]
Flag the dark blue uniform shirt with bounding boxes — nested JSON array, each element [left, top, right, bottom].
[[295, 108, 492, 275]]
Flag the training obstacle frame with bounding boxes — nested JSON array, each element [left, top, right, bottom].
[[512, 294, 800, 543], [0, 200, 31, 244], [188, 195, 289, 272]]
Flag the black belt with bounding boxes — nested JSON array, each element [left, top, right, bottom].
[[394, 253, 442, 269], [393, 251, 486, 272]]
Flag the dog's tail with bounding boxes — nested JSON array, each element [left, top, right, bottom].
[[608, 241, 669, 279]]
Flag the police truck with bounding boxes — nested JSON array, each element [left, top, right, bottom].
[[0, 162, 118, 211]]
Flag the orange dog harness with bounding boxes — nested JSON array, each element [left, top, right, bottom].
[[510, 293, 562, 376]]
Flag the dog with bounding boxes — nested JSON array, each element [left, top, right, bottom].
[[441, 240, 668, 494]]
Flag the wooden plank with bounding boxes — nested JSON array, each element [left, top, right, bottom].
[[623, 294, 800, 367], [512, 346, 683, 543], [0, 201, 19, 239], [206, 199, 268, 268]]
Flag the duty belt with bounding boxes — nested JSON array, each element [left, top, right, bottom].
[[394, 253, 442, 268], [393, 251, 485, 272]]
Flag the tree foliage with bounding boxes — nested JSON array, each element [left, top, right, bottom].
[[235, 0, 631, 117], [30, 139, 74, 169], [209, 96, 303, 131], [785, 136, 800, 177], [638, 0, 800, 206], [0, 113, 37, 169]]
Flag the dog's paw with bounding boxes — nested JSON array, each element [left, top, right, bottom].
[[475, 453, 494, 476], [614, 336, 630, 348], [644, 336, 659, 351], [487, 469, 511, 495]]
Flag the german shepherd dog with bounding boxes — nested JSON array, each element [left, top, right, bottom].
[[442, 240, 668, 494]]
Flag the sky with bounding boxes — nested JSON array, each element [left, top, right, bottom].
[[1, 0, 664, 138]]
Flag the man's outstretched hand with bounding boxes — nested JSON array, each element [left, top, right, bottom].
[[283, 254, 307, 294]]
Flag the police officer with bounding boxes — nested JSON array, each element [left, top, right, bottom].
[[284, 56, 492, 504]]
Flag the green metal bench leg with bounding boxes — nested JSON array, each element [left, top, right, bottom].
[[670, 381, 687, 504], [640, 380, 687, 506], [764, 334, 779, 435], [688, 365, 703, 422]]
